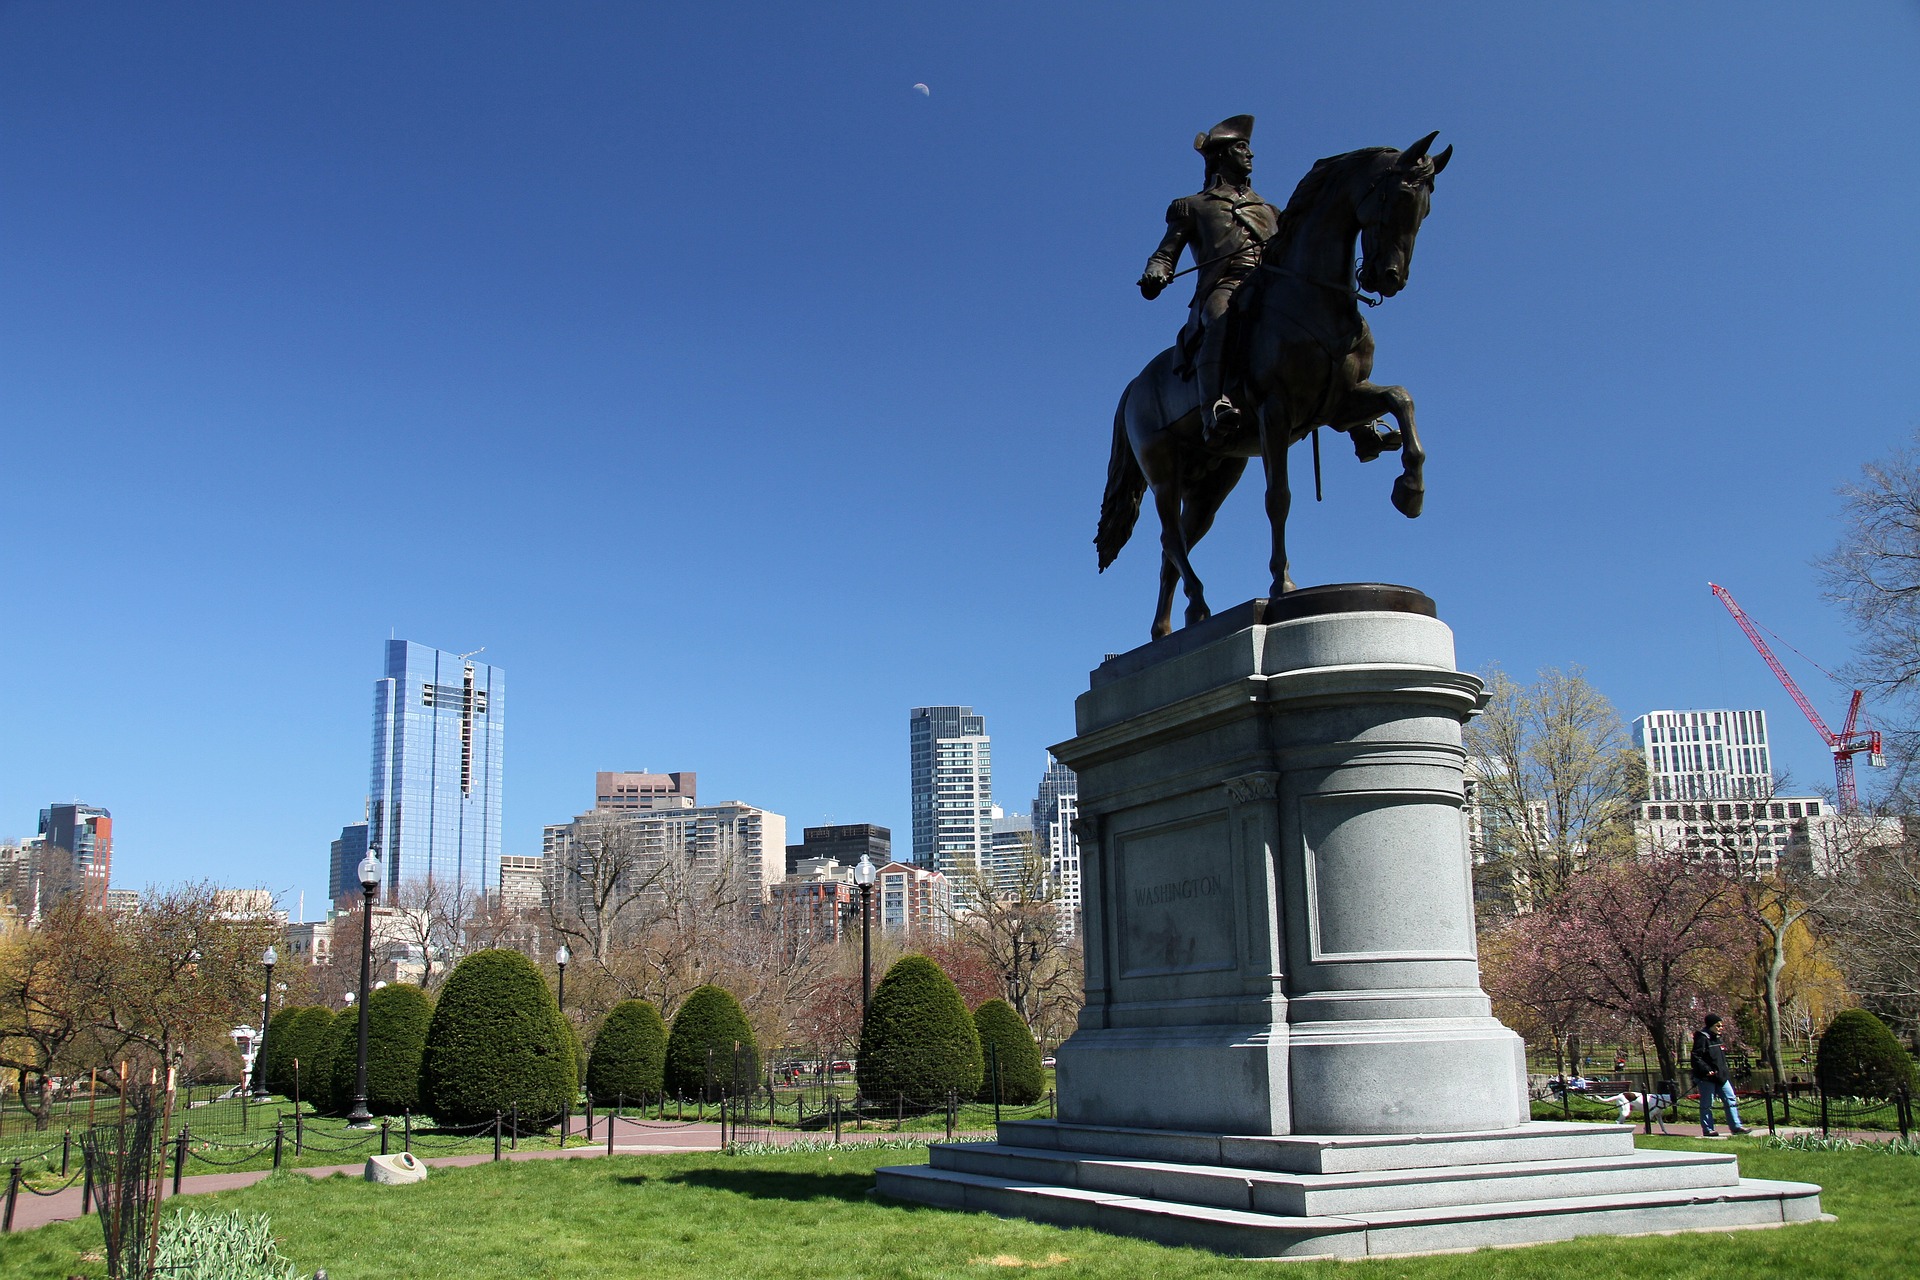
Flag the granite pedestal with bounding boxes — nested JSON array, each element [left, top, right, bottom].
[[878, 586, 1822, 1257]]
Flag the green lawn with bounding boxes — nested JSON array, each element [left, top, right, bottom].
[[5, 1137, 1916, 1279]]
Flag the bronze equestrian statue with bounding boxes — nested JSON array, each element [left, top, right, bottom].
[[1098, 121, 1452, 639]]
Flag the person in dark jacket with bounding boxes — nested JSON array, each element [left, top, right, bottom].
[[1690, 1014, 1749, 1136]]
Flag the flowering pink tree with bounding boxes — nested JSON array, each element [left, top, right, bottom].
[[1491, 854, 1745, 1086]]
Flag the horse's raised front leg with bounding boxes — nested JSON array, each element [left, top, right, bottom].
[[1257, 406, 1295, 596], [1327, 380, 1424, 518]]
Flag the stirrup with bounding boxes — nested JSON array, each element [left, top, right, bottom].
[[1202, 397, 1241, 443]]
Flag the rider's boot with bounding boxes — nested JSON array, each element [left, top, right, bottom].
[[1196, 324, 1240, 447]]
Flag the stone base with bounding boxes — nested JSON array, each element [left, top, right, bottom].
[[876, 1120, 1823, 1259]]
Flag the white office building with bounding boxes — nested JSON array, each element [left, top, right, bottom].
[[1032, 754, 1082, 939], [1633, 709, 1774, 802]]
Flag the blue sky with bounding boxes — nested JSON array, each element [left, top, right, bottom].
[[3, 3, 1917, 907]]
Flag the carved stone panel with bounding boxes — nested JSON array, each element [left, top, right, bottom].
[[1114, 816, 1237, 978]]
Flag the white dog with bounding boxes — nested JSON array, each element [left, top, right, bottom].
[[1598, 1091, 1672, 1132]]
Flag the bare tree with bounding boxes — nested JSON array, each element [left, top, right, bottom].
[[1464, 666, 1640, 912], [545, 813, 670, 974], [0, 898, 113, 1126], [1818, 826, 1920, 1036], [940, 849, 1079, 1028]]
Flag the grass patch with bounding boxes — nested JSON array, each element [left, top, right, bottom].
[[5, 1136, 1917, 1278]]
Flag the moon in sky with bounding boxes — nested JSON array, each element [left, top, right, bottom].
[[912, 83, 930, 97]]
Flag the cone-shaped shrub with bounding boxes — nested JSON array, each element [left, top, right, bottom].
[[972, 999, 1045, 1105], [266, 1007, 335, 1100], [586, 1000, 667, 1103], [319, 1006, 359, 1114], [664, 985, 759, 1098], [858, 955, 982, 1106], [419, 949, 577, 1125], [367, 983, 433, 1115], [1816, 1009, 1915, 1097], [257, 1006, 307, 1097]]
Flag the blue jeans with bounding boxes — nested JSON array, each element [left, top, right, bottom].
[[1695, 1077, 1743, 1133]]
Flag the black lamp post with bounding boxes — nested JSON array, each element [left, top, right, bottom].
[[556, 944, 571, 1011], [252, 945, 277, 1098], [348, 851, 382, 1127], [853, 855, 877, 1022]]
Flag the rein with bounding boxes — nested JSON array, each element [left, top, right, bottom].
[[1260, 260, 1382, 307]]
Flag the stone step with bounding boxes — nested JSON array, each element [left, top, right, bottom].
[[874, 1162, 1824, 1260], [995, 1118, 1636, 1174], [932, 1141, 1738, 1216]]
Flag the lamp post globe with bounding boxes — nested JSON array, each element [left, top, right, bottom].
[[252, 946, 278, 1098], [852, 856, 877, 1023], [555, 944, 571, 1011], [348, 852, 382, 1126]]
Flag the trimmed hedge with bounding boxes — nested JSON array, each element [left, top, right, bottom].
[[363, 984, 433, 1115], [1817, 1009, 1915, 1097], [256, 1006, 306, 1097], [664, 986, 759, 1098], [265, 1007, 335, 1100], [973, 999, 1045, 1105], [419, 950, 577, 1125], [586, 1000, 667, 1103], [858, 955, 982, 1106]]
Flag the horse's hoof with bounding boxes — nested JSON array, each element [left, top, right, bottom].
[[1392, 476, 1425, 518], [1151, 620, 1173, 641], [1184, 603, 1211, 628]]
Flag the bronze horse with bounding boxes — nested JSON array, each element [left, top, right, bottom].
[[1097, 134, 1452, 638]]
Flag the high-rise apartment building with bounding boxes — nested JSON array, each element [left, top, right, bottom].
[[784, 823, 891, 876], [369, 641, 504, 901], [1032, 754, 1082, 937], [874, 860, 952, 937], [38, 803, 112, 908], [909, 707, 993, 888], [989, 809, 1035, 888], [596, 771, 696, 809], [328, 822, 369, 904], [1633, 709, 1773, 801], [543, 795, 787, 919], [497, 855, 546, 913]]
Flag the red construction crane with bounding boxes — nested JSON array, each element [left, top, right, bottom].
[[1709, 582, 1884, 813]]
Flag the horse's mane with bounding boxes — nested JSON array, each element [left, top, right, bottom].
[[1263, 146, 1396, 265]]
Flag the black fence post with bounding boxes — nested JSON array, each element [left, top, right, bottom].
[[173, 1126, 188, 1194], [1820, 1089, 1830, 1139], [3, 1160, 20, 1233], [1048, 1088, 1055, 1119], [380, 1117, 390, 1156], [1900, 1087, 1911, 1143], [510, 1103, 518, 1152], [61, 1129, 71, 1177], [80, 1152, 92, 1216], [606, 1108, 615, 1157], [273, 1120, 284, 1169], [990, 1043, 1002, 1125], [1764, 1088, 1776, 1136], [832, 1095, 841, 1145], [403, 1110, 412, 1154], [295, 1106, 304, 1155], [561, 1100, 570, 1145], [585, 1096, 594, 1142], [493, 1111, 503, 1161]]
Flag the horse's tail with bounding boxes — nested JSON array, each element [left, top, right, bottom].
[[1097, 387, 1146, 572]]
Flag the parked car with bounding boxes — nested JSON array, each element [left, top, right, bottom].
[[1042, 1056, 1057, 1068]]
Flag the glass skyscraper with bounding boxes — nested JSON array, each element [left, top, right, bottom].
[[368, 641, 504, 902]]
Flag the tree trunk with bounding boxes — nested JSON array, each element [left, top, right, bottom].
[[1645, 1018, 1678, 1087], [1763, 921, 1789, 1083]]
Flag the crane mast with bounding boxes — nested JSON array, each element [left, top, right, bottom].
[[1709, 583, 1882, 813]]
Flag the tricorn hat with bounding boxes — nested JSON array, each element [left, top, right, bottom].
[[1194, 114, 1254, 152]]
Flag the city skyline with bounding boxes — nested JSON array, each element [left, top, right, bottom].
[[3, 6, 1913, 904]]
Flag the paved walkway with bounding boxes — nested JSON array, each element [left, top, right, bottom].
[[4, 1117, 986, 1234]]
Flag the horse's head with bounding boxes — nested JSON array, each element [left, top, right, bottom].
[[1355, 132, 1451, 298]]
